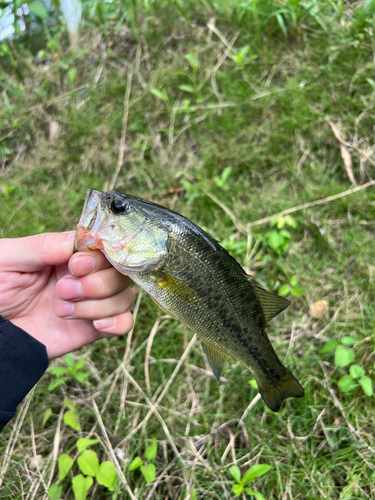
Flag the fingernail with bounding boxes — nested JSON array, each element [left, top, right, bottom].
[[55, 301, 75, 318], [71, 256, 96, 277], [57, 278, 82, 300], [94, 317, 116, 330]]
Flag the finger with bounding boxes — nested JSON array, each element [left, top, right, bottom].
[[69, 250, 113, 278], [54, 287, 135, 320], [57, 268, 132, 301], [94, 311, 134, 337], [0, 232, 75, 272]]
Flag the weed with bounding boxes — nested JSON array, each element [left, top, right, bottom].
[[228, 463, 272, 498], [320, 337, 374, 397], [47, 353, 92, 391], [128, 437, 159, 484], [47, 400, 118, 500]]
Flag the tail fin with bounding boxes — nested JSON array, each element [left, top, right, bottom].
[[258, 370, 304, 412]]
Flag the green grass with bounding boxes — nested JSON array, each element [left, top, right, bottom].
[[1, 0, 375, 498]]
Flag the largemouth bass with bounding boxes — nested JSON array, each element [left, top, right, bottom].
[[74, 189, 304, 412]]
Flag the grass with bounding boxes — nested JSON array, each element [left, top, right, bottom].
[[1, 0, 375, 498]]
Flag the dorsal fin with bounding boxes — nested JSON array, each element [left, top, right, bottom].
[[201, 341, 229, 383], [250, 282, 290, 324]]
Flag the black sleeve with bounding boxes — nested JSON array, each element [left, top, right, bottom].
[[0, 316, 49, 432]]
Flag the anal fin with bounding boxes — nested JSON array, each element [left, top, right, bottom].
[[201, 341, 229, 383]]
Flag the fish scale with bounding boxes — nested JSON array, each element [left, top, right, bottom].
[[74, 189, 305, 412]]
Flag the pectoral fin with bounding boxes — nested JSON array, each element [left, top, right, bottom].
[[201, 341, 229, 383], [250, 281, 290, 324]]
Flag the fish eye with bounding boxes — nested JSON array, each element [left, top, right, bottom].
[[110, 198, 128, 214]]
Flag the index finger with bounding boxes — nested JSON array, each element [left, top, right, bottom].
[[69, 250, 114, 277], [0, 232, 75, 272]]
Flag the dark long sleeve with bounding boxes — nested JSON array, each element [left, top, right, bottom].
[[0, 316, 49, 432]]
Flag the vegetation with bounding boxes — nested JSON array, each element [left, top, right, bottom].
[[1, 0, 375, 498]]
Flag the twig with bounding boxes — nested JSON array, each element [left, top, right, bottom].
[[203, 189, 249, 236], [119, 367, 185, 465], [106, 72, 133, 191], [92, 400, 138, 500], [144, 318, 161, 391], [325, 118, 375, 168], [325, 119, 357, 185], [114, 289, 143, 434], [117, 334, 198, 447], [247, 179, 375, 228], [238, 393, 262, 423], [0, 387, 35, 487]]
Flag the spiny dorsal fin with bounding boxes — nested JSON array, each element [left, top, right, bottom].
[[201, 341, 229, 383], [250, 282, 290, 324]]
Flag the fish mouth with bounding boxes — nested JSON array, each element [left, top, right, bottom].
[[74, 189, 105, 252]]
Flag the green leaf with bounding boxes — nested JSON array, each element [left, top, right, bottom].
[[129, 456, 143, 471], [72, 474, 93, 500], [144, 437, 158, 460], [64, 398, 77, 413], [229, 465, 241, 483], [179, 84, 195, 93], [279, 229, 291, 239], [338, 375, 357, 393], [341, 336, 358, 346], [64, 410, 80, 432], [75, 359, 85, 371], [58, 454, 74, 481], [42, 408, 53, 427], [241, 464, 272, 484], [68, 67, 77, 84], [48, 366, 68, 376], [248, 379, 258, 389], [77, 450, 100, 476], [334, 345, 355, 368], [359, 376, 373, 396], [48, 377, 70, 391], [267, 231, 282, 250], [64, 353, 76, 368], [289, 276, 298, 287], [232, 483, 243, 496], [0, 183, 18, 196], [244, 489, 266, 500], [221, 166, 232, 183], [48, 484, 62, 500], [96, 461, 117, 490], [284, 215, 297, 228], [28, 2, 48, 19], [185, 53, 197, 70], [239, 45, 250, 58], [349, 364, 365, 379], [278, 284, 291, 296], [141, 463, 156, 483], [75, 371, 91, 383], [149, 88, 168, 103], [320, 339, 338, 354], [76, 438, 99, 453]]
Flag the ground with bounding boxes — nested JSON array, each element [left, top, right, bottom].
[[0, 1, 375, 498]]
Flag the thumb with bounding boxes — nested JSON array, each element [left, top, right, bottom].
[[1, 231, 76, 272]]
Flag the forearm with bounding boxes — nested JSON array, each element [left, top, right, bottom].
[[0, 316, 49, 432]]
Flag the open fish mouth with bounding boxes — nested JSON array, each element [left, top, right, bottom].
[[73, 189, 105, 252]]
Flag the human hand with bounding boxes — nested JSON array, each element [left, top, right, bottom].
[[0, 232, 134, 359]]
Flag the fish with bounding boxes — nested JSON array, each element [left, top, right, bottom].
[[74, 189, 304, 412]]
